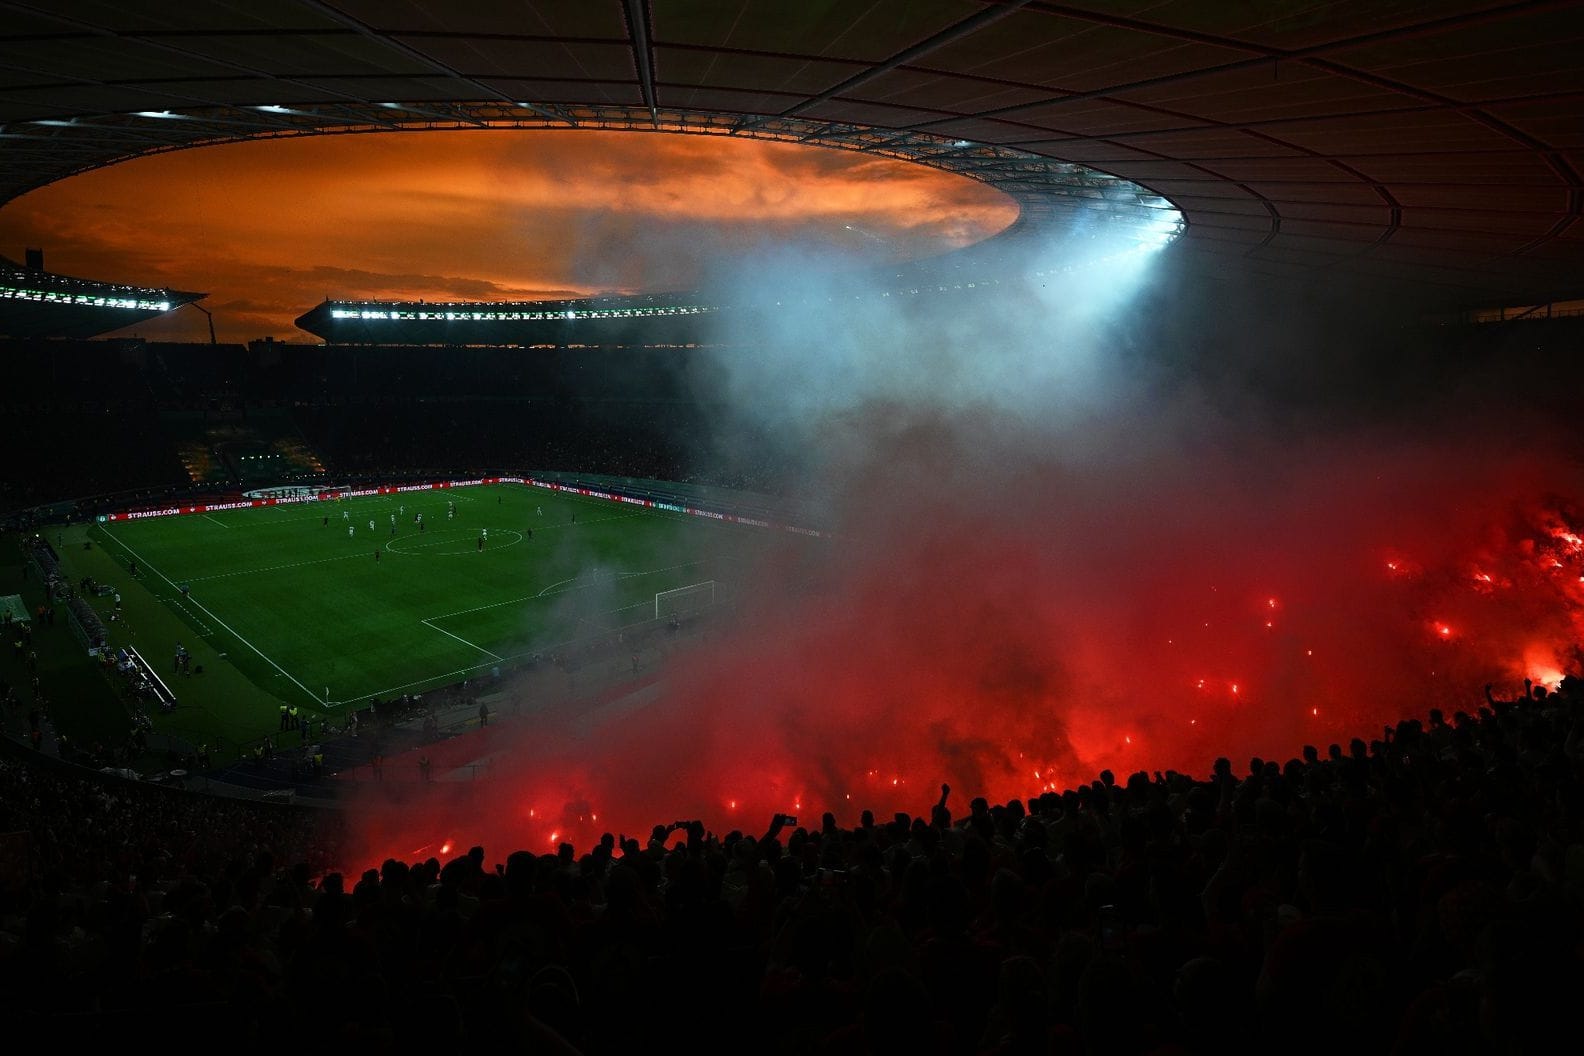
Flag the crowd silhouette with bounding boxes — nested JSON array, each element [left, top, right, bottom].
[[4, 339, 1583, 1051], [2, 674, 1580, 1054]]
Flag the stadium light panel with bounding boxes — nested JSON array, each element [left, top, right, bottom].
[[0, 284, 169, 311]]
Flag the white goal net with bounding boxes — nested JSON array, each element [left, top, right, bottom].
[[655, 580, 717, 620]]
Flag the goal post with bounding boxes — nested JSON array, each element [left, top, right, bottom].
[[655, 580, 717, 620]]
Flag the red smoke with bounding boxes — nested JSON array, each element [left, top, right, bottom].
[[330, 422, 1584, 875]]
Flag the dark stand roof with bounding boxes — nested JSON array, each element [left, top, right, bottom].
[[1, 2, 1580, 308]]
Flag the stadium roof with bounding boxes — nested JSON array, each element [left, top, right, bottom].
[[0, 255, 203, 338], [1, 1, 1581, 309]]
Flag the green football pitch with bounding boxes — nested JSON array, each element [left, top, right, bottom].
[[72, 482, 774, 748]]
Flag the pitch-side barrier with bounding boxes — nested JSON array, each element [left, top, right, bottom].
[[96, 475, 831, 538]]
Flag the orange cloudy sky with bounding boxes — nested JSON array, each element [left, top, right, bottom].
[[0, 130, 1016, 343]]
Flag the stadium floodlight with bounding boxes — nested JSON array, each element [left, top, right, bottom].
[[1136, 213, 1185, 252], [322, 301, 716, 325], [0, 284, 170, 311]]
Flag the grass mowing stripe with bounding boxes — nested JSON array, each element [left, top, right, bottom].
[[85, 483, 808, 747], [100, 526, 325, 708], [188, 550, 372, 582], [168, 597, 214, 635]]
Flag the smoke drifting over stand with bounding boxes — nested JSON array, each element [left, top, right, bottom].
[[337, 228, 1584, 871]]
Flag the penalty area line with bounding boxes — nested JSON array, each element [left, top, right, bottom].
[[421, 618, 504, 662], [355, 588, 658, 701]]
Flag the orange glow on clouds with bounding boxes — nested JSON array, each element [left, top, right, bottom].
[[0, 130, 1016, 342]]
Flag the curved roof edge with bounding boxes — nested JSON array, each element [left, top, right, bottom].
[[4, 104, 1183, 270]]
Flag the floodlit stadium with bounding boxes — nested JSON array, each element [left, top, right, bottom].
[[3, 4, 1584, 1051], [0, 252, 203, 337], [82, 478, 812, 750]]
